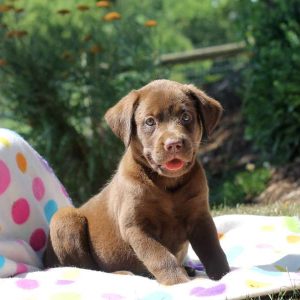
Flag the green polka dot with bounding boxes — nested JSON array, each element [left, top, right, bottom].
[[284, 217, 300, 233]]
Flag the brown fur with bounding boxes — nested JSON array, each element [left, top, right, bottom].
[[44, 79, 230, 285]]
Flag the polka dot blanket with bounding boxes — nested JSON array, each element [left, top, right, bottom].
[[0, 128, 300, 300]]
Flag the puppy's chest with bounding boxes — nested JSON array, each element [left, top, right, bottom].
[[139, 197, 189, 250]]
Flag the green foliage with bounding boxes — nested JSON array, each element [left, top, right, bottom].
[[211, 167, 272, 207], [239, 0, 300, 162], [0, 0, 159, 204]]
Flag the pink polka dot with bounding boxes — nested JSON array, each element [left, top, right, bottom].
[[16, 263, 28, 275], [32, 177, 45, 201], [0, 160, 11, 196], [11, 198, 30, 224], [29, 228, 46, 251], [56, 279, 74, 285], [16, 279, 39, 289]]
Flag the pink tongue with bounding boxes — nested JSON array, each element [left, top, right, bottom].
[[164, 159, 184, 171]]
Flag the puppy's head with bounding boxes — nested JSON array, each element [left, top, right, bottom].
[[105, 80, 222, 178]]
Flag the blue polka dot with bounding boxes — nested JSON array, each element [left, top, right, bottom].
[[44, 200, 58, 223], [0, 256, 5, 268], [143, 291, 172, 300], [226, 245, 244, 264]]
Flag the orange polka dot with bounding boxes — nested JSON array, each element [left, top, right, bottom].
[[16, 152, 27, 173], [218, 232, 224, 240], [286, 235, 300, 244]]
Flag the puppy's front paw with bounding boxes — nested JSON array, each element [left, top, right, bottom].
[[206, 259, 230, 280], [158, 268, 190, 285]]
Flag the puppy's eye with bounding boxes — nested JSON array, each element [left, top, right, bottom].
[[181, 112, 192, 124], [145, 117, 156, 127]]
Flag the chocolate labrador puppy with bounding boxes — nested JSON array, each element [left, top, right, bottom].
[[44, 79, 230, 285]]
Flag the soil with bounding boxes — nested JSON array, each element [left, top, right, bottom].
[[199, 108, 300, 205]]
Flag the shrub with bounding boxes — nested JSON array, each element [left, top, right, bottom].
[[211, 167, 272, 207], [0, 1, 159, 204], [239, 0, 300, 162]]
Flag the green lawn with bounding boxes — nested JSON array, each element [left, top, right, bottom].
[[212, 201, 300, 217]]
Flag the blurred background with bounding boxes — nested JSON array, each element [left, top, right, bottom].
[[0, 0, 299, 212]]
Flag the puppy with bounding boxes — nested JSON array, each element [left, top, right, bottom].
[[44, 79, 230, 285]]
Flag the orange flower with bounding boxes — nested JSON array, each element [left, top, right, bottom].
[[90, 45, 102, 54], [83, 34, 92, 42], [14, 8, 24, 13], [57, 9, 70, 15], [77, 4, 89, 11], [0, 59, 7, 67], [96, 1, 110, 8], [61, 51, 72, 61], [0, 4, 12, 12], [103, 11, 121, 21], [144, 20, 157, 27], [6, 30, 28, 38]]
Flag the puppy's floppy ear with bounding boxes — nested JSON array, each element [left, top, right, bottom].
[[104, 90, 139, 147], [185, 84, 223, 139]]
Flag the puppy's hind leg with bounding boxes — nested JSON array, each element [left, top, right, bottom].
[[43, 206, 96, 270]]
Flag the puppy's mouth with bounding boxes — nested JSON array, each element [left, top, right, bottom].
[[162, 158, 185, 171], [145, 152, 193, 176]]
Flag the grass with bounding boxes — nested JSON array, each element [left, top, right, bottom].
[[212, 200, 300, 217]]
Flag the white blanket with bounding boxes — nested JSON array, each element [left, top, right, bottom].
[[1, 128, 300, 299]]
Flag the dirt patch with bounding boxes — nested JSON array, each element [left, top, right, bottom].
[[256, 161, 300, 204], [200, 110, 300, 205]]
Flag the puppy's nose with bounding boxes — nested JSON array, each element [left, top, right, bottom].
[[164, 138, 183, 152]]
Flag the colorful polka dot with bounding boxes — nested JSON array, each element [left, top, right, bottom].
[[0, 136, 10, 147], [187, 261, 204, 271], [251, 266, 282, 277], [61, 268, 80, 280], [11, 198, 30, 224], [16, 279, 39, 290], [190, 284, 226, 297], [0, 255, 5, 268], [32, 177, 45, 201], [286, 235, 300, 244], [275, 265, 287, 272], [101, 293, 124, 300], [44, 200, 58, 223], [142, 291, 171, 300], [16, 152, 27, 173], [0, 160, 11, 196], [218, 232, 224, 240], [284, 217, 300, 233], [29, 228, 46, 251], [260, 225, 275, 231], [246, 279, 270, 289], [51, 292, 81, 300], [56, 280, 74, 285], [226, 245, 243, 263], [256, 243, 272, 249], [16, 263, 28, 275]]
